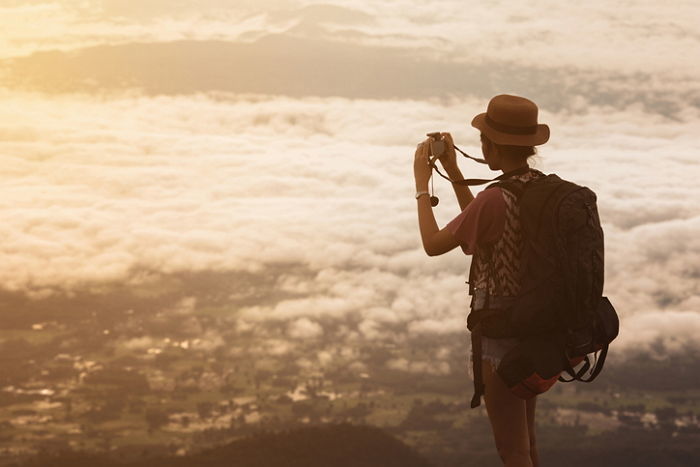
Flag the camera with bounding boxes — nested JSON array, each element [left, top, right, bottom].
[[426, 132, 446, 163]]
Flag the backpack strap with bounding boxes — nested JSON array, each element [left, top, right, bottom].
[[467, 259, 476, 296], [489, 168, 546, 199], [579, 344, 609, 383], [559, 355, 591, 382], [470, 325, 485, 408], [558, 344, 609, 383], [491, 178, 525, 199]]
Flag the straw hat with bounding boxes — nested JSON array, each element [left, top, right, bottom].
[[471, 94, 549, 146]]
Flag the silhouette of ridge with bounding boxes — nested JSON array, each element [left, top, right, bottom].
[[1, 35, 689, 114], [18, 424, 432, 467]]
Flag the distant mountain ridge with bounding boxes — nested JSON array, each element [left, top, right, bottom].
[[1, 34, 692, 114], [18, 424, 432, 467], [0, 35, 475, 98]]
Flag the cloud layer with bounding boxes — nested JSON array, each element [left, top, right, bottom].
[[0, 0, 698, 365], [0, 90, 698, 359]]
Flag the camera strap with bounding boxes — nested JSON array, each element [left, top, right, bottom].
[[429, 144, 486, 167], [454, 144, 488, 165], [429, 142, 529, 186], [425, 139, 528, 207], [430, 160, 530, 187]]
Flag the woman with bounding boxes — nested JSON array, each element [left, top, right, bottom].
[[413, 94, 550, 467]]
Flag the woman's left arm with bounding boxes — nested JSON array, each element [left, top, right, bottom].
[[414, 140, 460, 256]]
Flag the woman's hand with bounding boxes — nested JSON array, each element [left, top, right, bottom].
[[437, 132, 458, 173], [413, 140, 432, 190]]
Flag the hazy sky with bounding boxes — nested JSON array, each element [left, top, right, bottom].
[[1, 0, 699, 75], [0, 1, 699, 362]]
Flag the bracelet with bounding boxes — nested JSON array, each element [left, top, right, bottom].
[[415, 191, 430, 200]]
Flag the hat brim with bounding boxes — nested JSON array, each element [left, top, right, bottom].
[[471, 113, 550, 146]]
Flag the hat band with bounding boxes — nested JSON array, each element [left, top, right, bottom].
[[485, 115, 538, 135]]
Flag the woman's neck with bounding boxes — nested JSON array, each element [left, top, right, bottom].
[[500, 159, 529, 174]]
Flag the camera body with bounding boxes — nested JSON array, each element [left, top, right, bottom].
[[426, 132, 446, 163], [423, 132, 450, 207]]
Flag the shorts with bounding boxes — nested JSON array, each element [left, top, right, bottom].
[[468, 291, 520, 378], [468, 336, 520, 379]]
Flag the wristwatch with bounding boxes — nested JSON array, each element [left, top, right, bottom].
[[415, 191, 430, 199]]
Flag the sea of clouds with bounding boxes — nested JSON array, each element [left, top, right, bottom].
[[0, 0, 698, 361], [1, 91, 698, 359]]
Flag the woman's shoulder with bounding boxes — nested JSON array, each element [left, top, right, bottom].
[[447, 186, 507, 254], [454, 186, 506, 224], [473, 185, 506, 206]]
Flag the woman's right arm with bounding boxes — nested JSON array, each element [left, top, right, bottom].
[[445, 165, 474, 211]]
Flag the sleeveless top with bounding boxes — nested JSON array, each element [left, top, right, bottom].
[[470, 169, 545, 301]]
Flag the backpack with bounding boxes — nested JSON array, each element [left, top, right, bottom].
[[468, 173, 619, 401]]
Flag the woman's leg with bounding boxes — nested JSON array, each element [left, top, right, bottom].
[[526, 396, 539, 467], [482, 360, 533, 467]]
